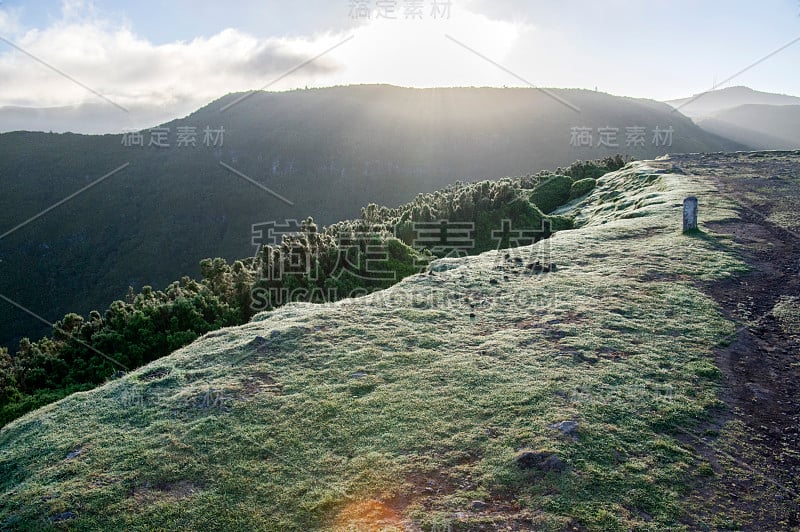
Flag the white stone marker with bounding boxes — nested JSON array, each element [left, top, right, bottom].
[[683, 196, 698, 232]]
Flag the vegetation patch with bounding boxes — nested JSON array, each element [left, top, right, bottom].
[[528, 175, 573, 213], [569, 178, 597, 200], [773, 296, 800, 341]]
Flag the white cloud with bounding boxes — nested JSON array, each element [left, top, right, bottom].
[[0, 4, 22, 35], [59, 0, 99, 22], [0, 1, 344, 131]]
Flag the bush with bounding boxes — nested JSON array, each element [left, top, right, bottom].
[[549, 215, 575, 232], [0, 347, 20, 404], [529, 175, 573, 213], [560, 155, 631, 181], [569, 178, 597, 200]]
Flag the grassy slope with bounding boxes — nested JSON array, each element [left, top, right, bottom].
[[0, 162, 748, 531]]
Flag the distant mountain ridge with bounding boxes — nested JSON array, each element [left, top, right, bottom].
[[665, 86, 800, 150], [666, 86, 800, 118], [0, 103, 180, 136], [695, 104, 800, 150]]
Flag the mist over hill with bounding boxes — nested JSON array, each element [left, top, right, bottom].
[[696, 104, 800, 150], [666, 86, 800, 119], [0, 102, 183, 137], [0, 85, 744, 349], [665, 86, 800, 151]]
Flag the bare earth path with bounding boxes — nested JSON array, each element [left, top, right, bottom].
[[668, 151, 800, 530]]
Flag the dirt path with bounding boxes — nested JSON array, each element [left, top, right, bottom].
[[668, 152, 800, 530]]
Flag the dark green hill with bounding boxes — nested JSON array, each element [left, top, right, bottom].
[[0, 85, 744, 348]]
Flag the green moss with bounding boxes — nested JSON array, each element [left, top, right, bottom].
[[529, 174, 573, 213], [549, 214, 575, 232], [773, 297, 800, 340], [569, 178, 597, 200]]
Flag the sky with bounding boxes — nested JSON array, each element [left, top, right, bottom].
[[0, 0, 799, 132]]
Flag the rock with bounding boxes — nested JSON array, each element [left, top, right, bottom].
[[249, 334, 278, 354], [745, 382, 771, 401], [350, 372, 368, 379], [549, 420, 579, 437], [470, 500, 488, 511], [539, 454, 565, 472], [515, 449, 566, 472], [65, 448, 83, 460], [49, 511, 77, 523], [573, 351, 599, 364], [430, 261, 460, 273], [251, 336, 268, 347]]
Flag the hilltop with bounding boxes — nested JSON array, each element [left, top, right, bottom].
[[0, 85, 745, 349], [665, 86, 800, 150], [665, 86, 800, 118], [2, 151, 797, 530]]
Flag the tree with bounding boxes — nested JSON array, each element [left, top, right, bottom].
[[231, 260, 255, 319], [13, 337, 67, 393], [200, 258, 233, 301], [0, 347, 20, 405]]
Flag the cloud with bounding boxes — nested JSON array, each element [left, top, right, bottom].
[[60, 0, 99, 22], [240, 40, 339, 77], [0, 1, 343, 126], [0, 4, 22, 35]]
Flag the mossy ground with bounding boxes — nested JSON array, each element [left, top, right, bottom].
[[0, 162, 752, 530], [773, 297, 800, 344]]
